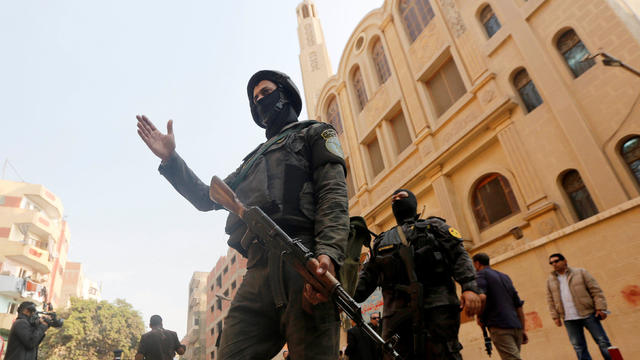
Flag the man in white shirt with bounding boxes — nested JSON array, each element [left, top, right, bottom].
[[546, 253, 612, 360]]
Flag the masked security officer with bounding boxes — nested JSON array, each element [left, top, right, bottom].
[[136, 70, 349, 359], [354, 189, 482, 360]]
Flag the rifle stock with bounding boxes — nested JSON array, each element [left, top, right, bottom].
[[208, 175, 402, 359], [209, 176, 245, 216]]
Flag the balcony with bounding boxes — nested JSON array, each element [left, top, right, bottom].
[[0, 239, 52, 274], [0, 274, 47, 304], [0, 208, 58, 240], [0, 313, 15, 330], [189, 295, 201, 309], [0, 181, 64, 219]]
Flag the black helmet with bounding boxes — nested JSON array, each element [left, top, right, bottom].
[[247, 70, 303, 128]]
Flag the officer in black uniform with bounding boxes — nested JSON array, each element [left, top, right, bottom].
[[136, 70, 349, 359], [354, 189, 482, 360]]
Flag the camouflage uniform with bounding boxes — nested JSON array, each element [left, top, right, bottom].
[[159, 120, 349, 360], [354, 217, 480, 360]]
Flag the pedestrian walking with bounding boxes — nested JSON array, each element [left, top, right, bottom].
[[473, 253, 528, 360]]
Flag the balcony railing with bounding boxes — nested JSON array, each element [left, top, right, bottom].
[[0, 274, 47, 304], [0, 239, 52, 274]]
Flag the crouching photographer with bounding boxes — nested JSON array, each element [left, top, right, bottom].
[[5, 301, 60, 360]]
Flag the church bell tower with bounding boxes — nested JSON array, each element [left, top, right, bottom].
[[296, 0, 332, 120]]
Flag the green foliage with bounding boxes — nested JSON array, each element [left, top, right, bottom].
[[39, 298, 145, 360]]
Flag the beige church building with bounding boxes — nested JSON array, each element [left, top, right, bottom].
[[296, 0, 640, 358]]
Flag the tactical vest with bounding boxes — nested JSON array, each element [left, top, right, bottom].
[[224, 121, 328, 255], [372, 217, 460, 291]]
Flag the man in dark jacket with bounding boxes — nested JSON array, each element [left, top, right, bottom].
[[135, 315, 185, 360], [473, 253, 527, 360], [5, 301, 48, 360], [345, 317, 379, 360]]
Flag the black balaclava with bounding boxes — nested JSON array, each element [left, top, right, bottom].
[[392, 188, 418, 225], [256, 87, 297, 139]]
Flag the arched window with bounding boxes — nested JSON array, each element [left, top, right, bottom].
[[562, 170, 598, 220], [557, 29, 595, 78], [399, 0, 435, 43], [352, 67, 368, 111], [480, 5, 501, 38], [372, 39, 392, 85], [513, 69, 543, 112], [326, 97, 343, 135], [302, 5, 310, 18], [621, 136, 640, 186], [472, 173, 520, 230]]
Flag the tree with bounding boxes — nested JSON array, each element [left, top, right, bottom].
[[39, 298, 145, 360]]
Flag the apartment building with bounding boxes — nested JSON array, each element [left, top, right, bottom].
[[0, 180, 70, 333], [205, 248, 247, 360], [182, 271, 208, 360], [60, 261, 102, 307]]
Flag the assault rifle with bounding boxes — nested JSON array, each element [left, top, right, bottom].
[[209, 176, 402, 360]]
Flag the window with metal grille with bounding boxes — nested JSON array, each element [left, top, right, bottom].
[[326, 97, 343, 134], [472, 173, 520, 230], [480, 5, 501, 38], [399, 0, 435, 43], [366, 137, 385, 178], [557, 29, 595, 78], [513, 69, 543, 112], [390, 112, 412, 154], [426, 59, 466, 116], [621, 136, 640, 186], [352, 68, 368, 111], [372, 39, 391, 84], [562, 170, 598, 220]]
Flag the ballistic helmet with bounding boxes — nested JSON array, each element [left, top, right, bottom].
[[247, 70, 302, 127]]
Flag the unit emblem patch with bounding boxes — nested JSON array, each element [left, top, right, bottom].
[[321, 129, 344, 158]]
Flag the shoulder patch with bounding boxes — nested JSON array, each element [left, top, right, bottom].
[[321, 128, 344, 159], [448, 227, 462, 239]]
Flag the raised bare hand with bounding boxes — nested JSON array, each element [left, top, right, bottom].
[[136, 115, 176, 162]]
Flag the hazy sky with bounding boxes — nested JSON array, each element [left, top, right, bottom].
[[0, 0, 382, 338]]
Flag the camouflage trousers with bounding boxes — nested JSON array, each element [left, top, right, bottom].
[[218, 238, 340, 360], [382, 305, 462, 360]]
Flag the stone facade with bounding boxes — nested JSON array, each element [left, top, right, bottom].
[[298, 0, 640, 358]]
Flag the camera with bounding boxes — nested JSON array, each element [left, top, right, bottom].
[[37, 311, 64, 328]]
